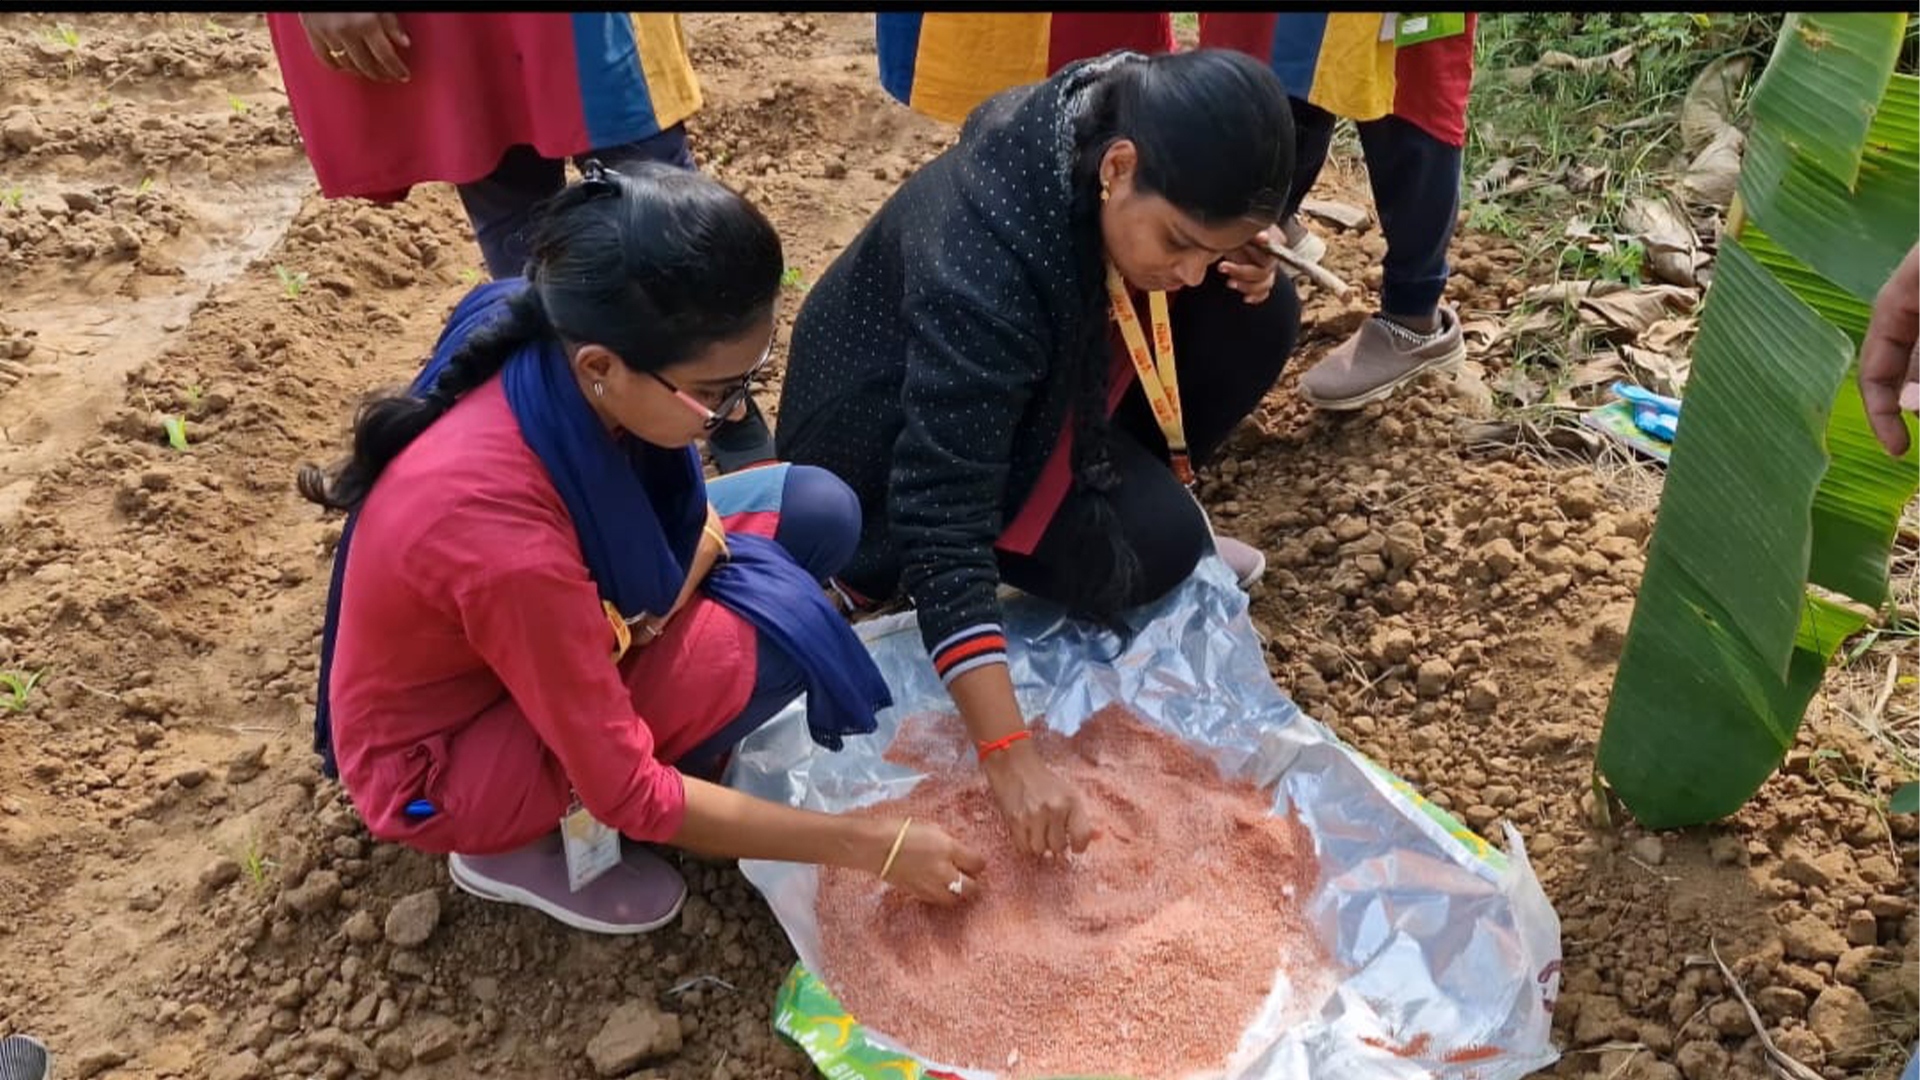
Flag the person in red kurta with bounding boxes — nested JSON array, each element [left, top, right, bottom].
[[301, 163, 983, 933], [267, 11, 781, 473]]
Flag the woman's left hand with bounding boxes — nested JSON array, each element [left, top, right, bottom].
[[1217, 228, 1279, 305]]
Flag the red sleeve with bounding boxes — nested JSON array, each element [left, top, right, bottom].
[[450, 549, 688, 843]]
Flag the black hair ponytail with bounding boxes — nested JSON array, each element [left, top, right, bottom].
[[298, 161, 783, 513], [1050, 48, 1294, 626]]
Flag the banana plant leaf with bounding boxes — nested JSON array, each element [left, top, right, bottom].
[[1597, 12, 1918, 829]]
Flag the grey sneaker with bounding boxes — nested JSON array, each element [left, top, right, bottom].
[[449, 831, 686, 935], [0, 1035, 50, 1080], [1299, 305, 1467, 411], [1215, 535, 1267, 589]]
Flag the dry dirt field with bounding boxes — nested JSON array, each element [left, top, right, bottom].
[[0, 12, 1913, 1080]]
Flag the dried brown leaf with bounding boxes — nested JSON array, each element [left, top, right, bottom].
[[1682, 126, 1745, 209], [1579, 286, 1700, 338]]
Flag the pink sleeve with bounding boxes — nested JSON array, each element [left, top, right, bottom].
[[451, 554, 688, 843]]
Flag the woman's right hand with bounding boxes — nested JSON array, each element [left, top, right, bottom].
[[882, 819, 986, 906], [298, 13, 412, 83], [983, 744, 1096, 857]]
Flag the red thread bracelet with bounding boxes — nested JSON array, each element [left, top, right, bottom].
[[976, 730, 1031, 761]]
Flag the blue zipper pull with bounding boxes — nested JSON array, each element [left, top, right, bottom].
[[404, 799, 436, 818]]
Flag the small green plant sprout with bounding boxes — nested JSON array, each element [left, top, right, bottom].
[[458, 267, 481, 285], [274, 263, 307, 300], [1597, 239, 1646, 287], [46, 22, 80, 74], [137, 176, 156, 196], [780, 266, 810, 291], [2, 187, 23, 211], [162, 415, 188, 451], [185, 384, 203, 407], [203, 17, 229, 39], [91, 96, 110, 113], [227, 93, 249, 115], [0, 669, 45, 712], [238, 835, 279, 889]]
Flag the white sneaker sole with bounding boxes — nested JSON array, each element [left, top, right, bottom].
[[1300, 346, 1467, 412], [448, 853, 686, 936]]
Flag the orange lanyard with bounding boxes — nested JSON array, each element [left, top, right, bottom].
[[1104, 264, 1194, 486]]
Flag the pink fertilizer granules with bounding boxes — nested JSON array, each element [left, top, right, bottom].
[[814, 705, 1328, 1079]]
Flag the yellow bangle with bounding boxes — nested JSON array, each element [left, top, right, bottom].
[[703, 523, 731, 559], [879, 816, 913, 881]]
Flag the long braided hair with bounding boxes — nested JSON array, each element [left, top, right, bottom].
[[1051, 48, 1294, 624]]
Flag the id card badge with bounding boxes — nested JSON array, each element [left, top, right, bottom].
[[1394, 13, 1468, 46], [561, 802, 621, 893]]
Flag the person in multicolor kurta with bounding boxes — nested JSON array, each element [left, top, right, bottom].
[[876, 12, 1173, 121], [1202, 12, 1478, 411], [268, 12, 780, 471]]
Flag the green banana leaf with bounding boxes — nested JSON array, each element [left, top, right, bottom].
[[1597, 12, 1919, 828]]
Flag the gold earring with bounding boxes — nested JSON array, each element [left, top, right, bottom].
[[1100, 182, 1110, 203]]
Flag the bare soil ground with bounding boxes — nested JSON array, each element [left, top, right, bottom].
[[0, 13, 1912, 1080]]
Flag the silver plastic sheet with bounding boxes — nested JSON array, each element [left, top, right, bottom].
[[731, 555, 1563, 1079]]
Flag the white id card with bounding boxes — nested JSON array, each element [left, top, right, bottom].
[[561, 802, 621, 893]]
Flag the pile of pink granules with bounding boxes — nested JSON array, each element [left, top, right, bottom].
[[814, 705, 1327, 1079]]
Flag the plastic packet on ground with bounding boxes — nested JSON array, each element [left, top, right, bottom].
[[729, 556, 1563, 1079]]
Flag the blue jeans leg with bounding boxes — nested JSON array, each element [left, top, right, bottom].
[[455, 124, 697, 279]]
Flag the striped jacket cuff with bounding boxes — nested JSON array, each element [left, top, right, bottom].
[[930, 623, 1007, 685]]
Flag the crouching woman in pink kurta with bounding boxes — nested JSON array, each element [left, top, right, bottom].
[[298, 162, 981, 933]]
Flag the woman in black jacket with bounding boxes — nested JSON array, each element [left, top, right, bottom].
[[777, 48, 1300, 858]]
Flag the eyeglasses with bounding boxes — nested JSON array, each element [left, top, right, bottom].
[[647, 343, 772, 431]]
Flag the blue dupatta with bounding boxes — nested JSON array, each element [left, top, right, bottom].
[[313, 281, 887, 776]]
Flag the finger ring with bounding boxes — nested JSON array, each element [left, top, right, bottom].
[[948, 877, 964, 895]]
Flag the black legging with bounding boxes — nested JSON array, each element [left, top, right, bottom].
[[998, 268, 1301, 607]]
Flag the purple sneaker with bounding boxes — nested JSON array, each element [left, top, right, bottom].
[[449, 832, 686, 935]]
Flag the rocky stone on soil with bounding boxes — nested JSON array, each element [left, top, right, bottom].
[[1465, 678, 1500, 712], [1415, 658, 1454, 698], [283, 868, 343, 915], [207, 1050, 265, 1080], [1782, 913, 1849, 963], [342, 908, 379, 944], [586, 1001, 683, 1076], [1807, 984, 1874, 1067], [412, 1017, 460, 1064], [1705, 999, 1754, 1037], [1844, 908, 1878, 947], [1754, 985, 1808, 1021], [73, 1049, 129, 1079], [1834, 945, 1875, 985], [382, 888, 441, 947], [1673, 1039, 1727, 1080], [373, 1032, 413, 1071], [199, 856, 242, 894], [226, 742, 268, 784]]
